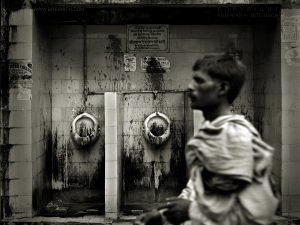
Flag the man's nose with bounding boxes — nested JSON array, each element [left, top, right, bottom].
[[187, 82, 194, 92]]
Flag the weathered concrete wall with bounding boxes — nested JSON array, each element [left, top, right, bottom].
[[31, 13, 52, 214], [50, 27, 105, 205], [253, 19, 282, 201], [6, 8, 34, 218], [281, 9, 300, 217]]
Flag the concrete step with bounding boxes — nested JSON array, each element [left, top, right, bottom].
[[2, 215, 298, 225], [1, 215, 113, 225], [0, 215, 136, 225]]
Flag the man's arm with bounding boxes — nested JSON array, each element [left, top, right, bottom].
[[158, 197, 191, 225]]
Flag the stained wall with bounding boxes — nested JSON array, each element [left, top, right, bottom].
[[32, 13, 52, 214], [5, 9, 34, 218], [281, 9, 300, 217], [50, 27, 105, 206], [253, 20, 282, 196]]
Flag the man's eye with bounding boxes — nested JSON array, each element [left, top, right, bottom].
[[194, 77, 204, 84]]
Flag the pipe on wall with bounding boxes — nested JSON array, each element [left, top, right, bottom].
[[83, 22, 88, 108], [87, 90, 188, 95]]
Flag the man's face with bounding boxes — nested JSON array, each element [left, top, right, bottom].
[[187, 70, 221, 110]]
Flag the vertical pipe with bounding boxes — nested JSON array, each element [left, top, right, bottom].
[[83, 22, 87, 109], [65, 140, 68, 188], [0, 1, 2, 218], [183, 91, 187, 178]]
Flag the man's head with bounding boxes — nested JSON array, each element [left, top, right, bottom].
[[188, 54, 247, 110]]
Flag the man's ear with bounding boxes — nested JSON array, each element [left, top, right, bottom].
[[217, 81, 230, 97]]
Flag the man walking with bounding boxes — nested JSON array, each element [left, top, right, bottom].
[[135, 54, 279, 225]]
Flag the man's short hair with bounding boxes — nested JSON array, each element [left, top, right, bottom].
[[192, 54, 247, 104]]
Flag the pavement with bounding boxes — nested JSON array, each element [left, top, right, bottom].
[[0, 215, 135, 225], [1, 215, 300, 225]]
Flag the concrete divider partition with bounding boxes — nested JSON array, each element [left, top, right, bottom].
[[104, 92, 123, 219]]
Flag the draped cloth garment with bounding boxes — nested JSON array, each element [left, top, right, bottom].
[[182, 115, 279, 225]]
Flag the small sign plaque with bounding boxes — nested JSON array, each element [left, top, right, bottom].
[[281, 15, 300, 42], [9, 61, 33, 88], [141, 56, 171, 72], [284, 43, 300, 66], [124, 54, 136, 72], [127, 24, 169, 52]]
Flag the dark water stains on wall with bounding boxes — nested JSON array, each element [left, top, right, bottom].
[[9, 26, 18, 42], [93, 34, 133, 92], [238, 103, 253, 123], [123, 142, 186, 203], [94, 70, 132, 92], [123, 149, 146, 188], [158, 122, 186, 198], [59, 48, 65, 56], [254, 80, 266, 136], [2, 196, 11, 218], [92, 161, 105, 189], [123, 93, 187, 205], [145, 57, 165, 91], [52, 131, 105, 190], [0, 146, 11, 217], [52, 115, 105, 203], [107, 35, 122, 54], [33, 188, 38, 211], [45, 130, 53, 181], [106, 35, 122, 69], [54, 64, 60, 71], [33, 130, 53, 212], [52, 130, 60, 182]]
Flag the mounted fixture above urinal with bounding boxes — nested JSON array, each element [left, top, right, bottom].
[[144, 112, 171, 146], [71, 112, 100, 147]]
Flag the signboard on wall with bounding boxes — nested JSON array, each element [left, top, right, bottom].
[[8, 61, 33, 100], [281, 15, 300, 42], [127, 24, 169, 52], [141, 56, 170, 72], [282, 14, 300, 66], [9, 61, 33, 88]]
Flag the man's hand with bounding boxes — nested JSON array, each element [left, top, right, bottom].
[[134, 209, 163, 225], [158, 197, 191, 225]]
